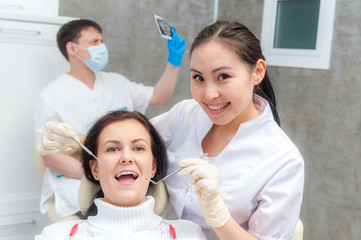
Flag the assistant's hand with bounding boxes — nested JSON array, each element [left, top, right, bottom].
[[167, 26, 186, 67], [178, 158, 231, 227], [39, 121, 80, 156]]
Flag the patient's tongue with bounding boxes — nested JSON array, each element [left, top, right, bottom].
[[117, 175, 135, 184]]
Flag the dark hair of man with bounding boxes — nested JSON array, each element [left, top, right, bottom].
[[190, 20, 281, 126], [56, 19, 102, 61]]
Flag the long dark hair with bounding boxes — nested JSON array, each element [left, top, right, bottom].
[[190, 20, 280, 126], [82, 110, 168, 217]]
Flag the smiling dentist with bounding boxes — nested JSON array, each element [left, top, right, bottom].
[[151, 20, 304, 240]]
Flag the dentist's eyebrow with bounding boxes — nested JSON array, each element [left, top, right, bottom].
[[190, 66, 232, 74], [190, 68, 202, 74], [211, 66, 232, 74]]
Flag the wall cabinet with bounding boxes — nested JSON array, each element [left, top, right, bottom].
[[0, 12, 75, 239], [0, 0, 59, 16]]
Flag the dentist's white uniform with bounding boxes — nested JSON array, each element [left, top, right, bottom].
[[151, 95, 304, 240], [33, 72, 153, 218]]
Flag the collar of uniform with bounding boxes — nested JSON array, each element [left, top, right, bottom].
[[87, 196, 162, 231], [238, 94, 274, 128]]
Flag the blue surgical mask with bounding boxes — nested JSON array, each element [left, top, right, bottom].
[[75, 43, 109, 72]]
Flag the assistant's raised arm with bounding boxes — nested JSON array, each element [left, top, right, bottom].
[[150, 26, 186, 105]]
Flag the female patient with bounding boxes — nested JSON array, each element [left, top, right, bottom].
[[36, 111, 206, 239]]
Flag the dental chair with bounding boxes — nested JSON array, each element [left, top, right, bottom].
[[35, 147, 303, 238], [33, 147, 80, 222], [78, 175, 303, 240], [292, 219, 304, 240], [78, 174, 168, 216]]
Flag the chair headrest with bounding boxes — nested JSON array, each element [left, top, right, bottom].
[[78, 176, 168, 216]]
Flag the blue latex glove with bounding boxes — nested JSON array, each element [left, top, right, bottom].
[[167, 26, 186, 67]]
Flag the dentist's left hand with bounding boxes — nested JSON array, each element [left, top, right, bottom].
[[39, 121, 80, 156], [177, 158, 231, 227]]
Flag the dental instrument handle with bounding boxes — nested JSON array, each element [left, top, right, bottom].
[[159, 168, 183, 182], [71, 137, 103, 164], [199, 153, 208, 159], [146, 153, 208, 184], [158, 153, 208, 182]]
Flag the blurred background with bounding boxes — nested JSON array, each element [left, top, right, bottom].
[[0, 1, 360, 239]]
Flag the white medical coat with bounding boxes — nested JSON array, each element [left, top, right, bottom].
[[151, 95, 304, 240], [33, 72, 153, 218]]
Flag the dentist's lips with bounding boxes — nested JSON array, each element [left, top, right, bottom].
[[206, 102, 230, 113], [115, 170, 139, 185]]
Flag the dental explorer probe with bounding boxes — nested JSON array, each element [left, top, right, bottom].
[[146, 153, 208, 184], [71, 136, 103, 164]]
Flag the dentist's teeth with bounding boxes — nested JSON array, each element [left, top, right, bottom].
[[208, 102, 229, 110]]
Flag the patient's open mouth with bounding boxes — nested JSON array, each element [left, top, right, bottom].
[[115, 171, 139, 182]]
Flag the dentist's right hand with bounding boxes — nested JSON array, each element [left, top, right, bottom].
[[177, 158, 231, 228], [39, 121, 80, 156]]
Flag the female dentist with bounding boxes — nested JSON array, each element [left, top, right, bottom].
[[40, 20, 304, 240], [150, 20, 304, 240]]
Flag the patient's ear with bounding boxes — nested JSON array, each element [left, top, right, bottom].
[[151, 161, 156, 178], [89, 160, 99, 180]]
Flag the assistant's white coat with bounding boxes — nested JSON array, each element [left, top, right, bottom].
[[151, 95, 304, 240]]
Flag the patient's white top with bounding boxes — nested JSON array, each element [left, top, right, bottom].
[[151, 95, 304, 240], [35, 196, 207, 240], [33, 72, 153, 218]]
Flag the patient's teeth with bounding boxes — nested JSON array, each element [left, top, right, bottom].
[[115, 171, 138, 179]]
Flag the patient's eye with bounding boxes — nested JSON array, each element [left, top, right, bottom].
[[107, 147, 118, 152], [134, 146, 145, 151]]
